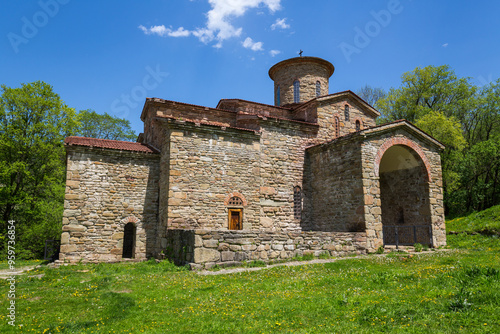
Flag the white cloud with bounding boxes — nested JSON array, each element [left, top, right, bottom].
[[139, 0, 282, 49], [242, 37, 263, 51], [269, 49, 280, 57], [196, 0, 280, 46], [271, 18, 290, 30], [138, 25, 191, 37], [442, 43, 449, 48], [168, 27, 191, 37]]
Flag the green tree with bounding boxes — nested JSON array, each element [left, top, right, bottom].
[[0, 81, 77, 258], [451, 139, 500, 213], [377, 65, 477, 124], [376, 65, 500, 216], [0, 81, 140, 258], [415, 111, 467, 203], [355, 85, 386, 107], [75, 109, 136, 141], [467, 79, 500, 145]]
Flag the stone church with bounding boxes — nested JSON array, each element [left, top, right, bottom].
[[60, 56, 446, 268]]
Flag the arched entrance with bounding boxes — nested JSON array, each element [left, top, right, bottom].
[[378, 144, 433, 246], [122, 222, 136, 258]]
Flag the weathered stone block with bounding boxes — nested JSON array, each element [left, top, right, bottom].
[[218, 243, 230, 251], [241, 244, 257, 251], [221, 251, 235, 262], [260, 217, 273, 228], [63, 210, 81, 217], [110, 248, 122, 255], [272, 244, 284, 251], [203, 239, 219, 248], [61, 232, 70, 245], [60, 244, 77, 253], [194, 248, 220, 263], [111, 232, 123, 240], [235, 252, 248, 261], [62, 225, 86, 232], [260, 187, 276, 195], [194, 235, 204, 247]]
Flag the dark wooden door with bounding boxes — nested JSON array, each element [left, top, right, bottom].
[[229, 209, 242, 230]]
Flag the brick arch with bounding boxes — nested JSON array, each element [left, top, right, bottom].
[[374, 137, 432, 182], [224, 192, 248, 206], [120, 216, 139, 225]]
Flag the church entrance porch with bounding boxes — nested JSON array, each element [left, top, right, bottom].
[[378, 144, 433, 246]]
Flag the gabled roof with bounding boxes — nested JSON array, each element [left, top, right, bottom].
[[360, 119, 445, 149], [216, 98, 292, 111], [152, 116, 260, 134], [65, 137, 159, 154], [294, 90, 381, 118], [140, 97, 237, 121], [306, 120, 445, 151]]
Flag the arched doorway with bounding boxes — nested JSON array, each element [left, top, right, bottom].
[[379, 145, 433, 246], [122, 222, 136, 258]]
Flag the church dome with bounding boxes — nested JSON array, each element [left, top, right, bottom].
[[269, 56, 335, 106]]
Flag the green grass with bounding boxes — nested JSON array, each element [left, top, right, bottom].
[[1, 209, 499, 333], [0, 259, 46, 271], [446, 204, 500, 236]]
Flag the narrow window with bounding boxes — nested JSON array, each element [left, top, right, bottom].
[[228, 196, 243, 230], [315, 81, 321, 97], [277, 85, 281, 106], [335, 116, 340, 137], [355, 120, 361, 131], [122, 223, 136, 258], [293, 186, 302, 220], [293, 80, 300, 103], [344, 105, 350, 122]]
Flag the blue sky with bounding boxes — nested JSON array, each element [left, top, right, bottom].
[[2, 0, 500, 135]]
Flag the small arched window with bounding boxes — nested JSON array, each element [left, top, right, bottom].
[[344, 105, 350, 122], [355, 120, 361, 131], [293, 186, 302, 220], [293, 80, 300, 103], [315, 81, 321, 97], [276, 85, 281, 106], [228, 196, 243, 206], [335, 116, 340, 138]]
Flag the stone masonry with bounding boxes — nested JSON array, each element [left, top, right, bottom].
[[59, 56, 446, 268], [60, 142, 159, 262]]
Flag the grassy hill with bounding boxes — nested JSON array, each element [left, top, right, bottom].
[[1, 207, 499, 333], [447, 204, 500, 236]]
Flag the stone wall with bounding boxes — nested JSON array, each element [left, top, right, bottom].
[[380, 167, 432, 227], [165, 229, 367, 270], [361, 128, 446, 250], [156, 117, 319, 236], [60, 146, 160, 263], [161, 122, 261, 231], [303, 136, 365, 232], [258, 121, 318, 232], [316, 98, 377, 143], [271, 61, 331, 106]]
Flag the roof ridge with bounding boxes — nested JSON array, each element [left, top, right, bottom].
[[64, 137, 159, 154]]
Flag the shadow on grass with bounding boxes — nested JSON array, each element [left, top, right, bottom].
[[49, 292, 135, 332]]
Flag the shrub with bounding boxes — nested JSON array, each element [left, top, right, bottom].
[[414, 243, 423, 252]]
